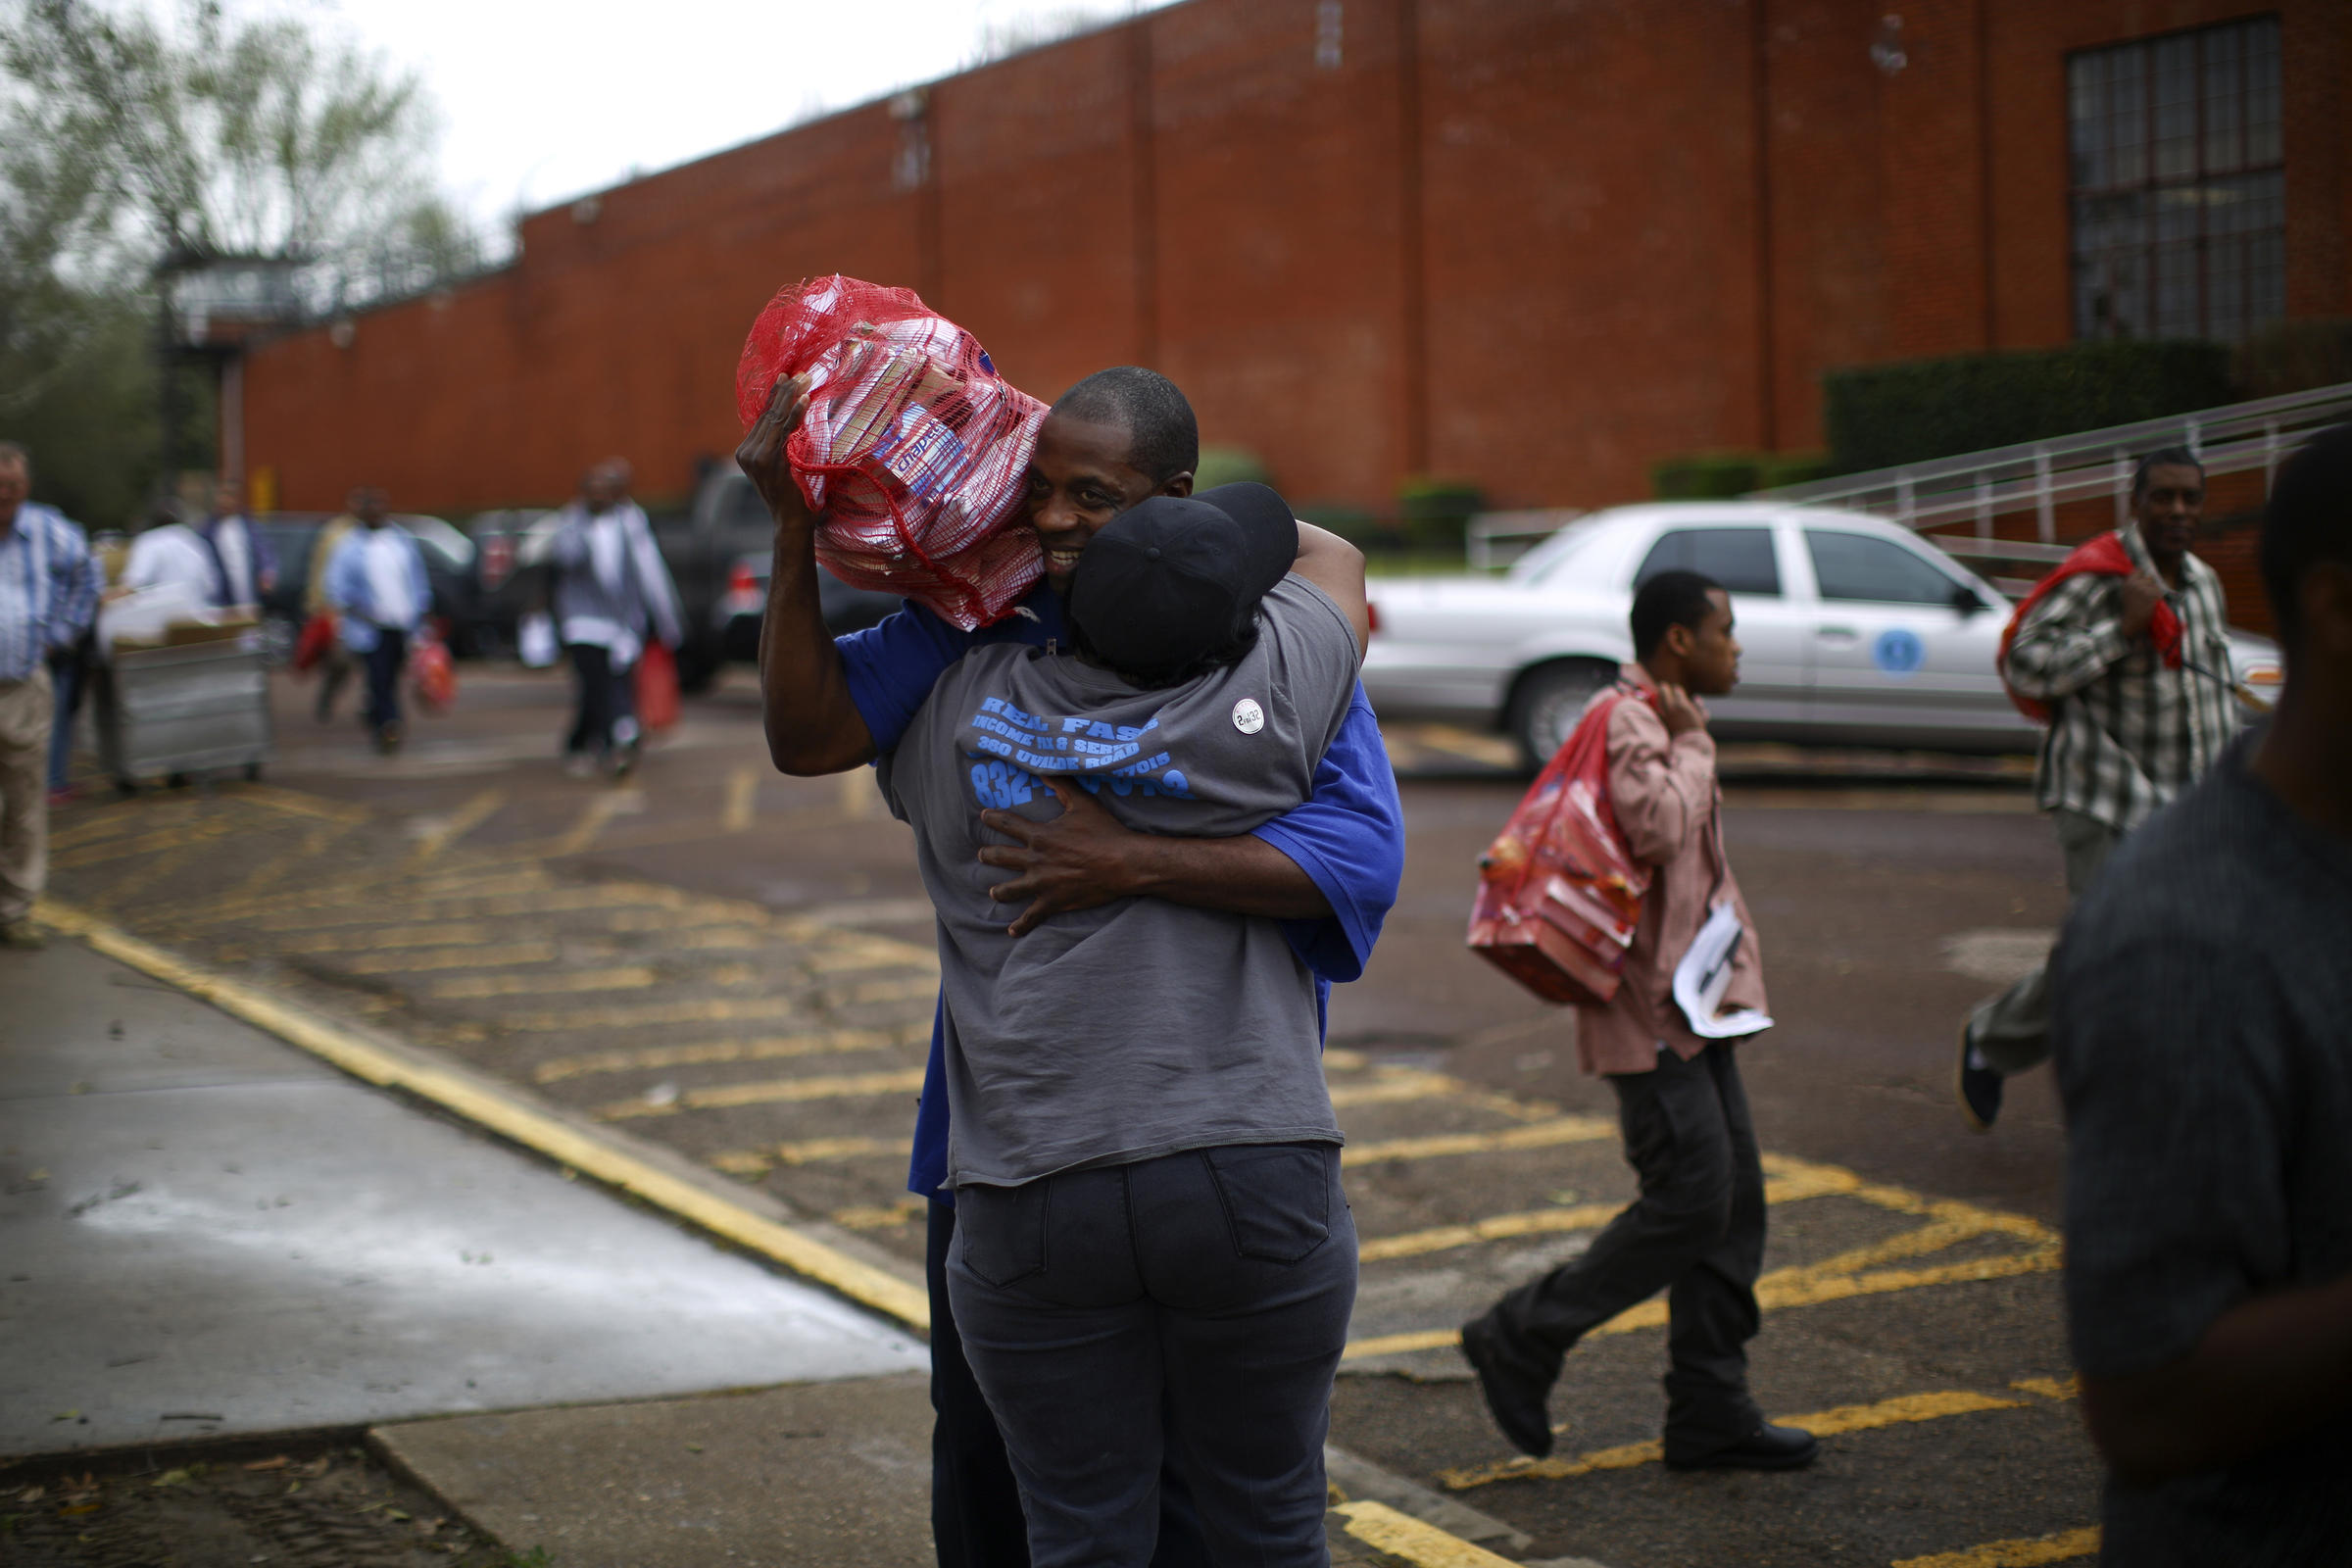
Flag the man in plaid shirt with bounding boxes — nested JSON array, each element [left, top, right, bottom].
[[1958, 448, 2242, 1130]]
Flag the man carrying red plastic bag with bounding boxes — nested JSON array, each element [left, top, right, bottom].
[[1458, 569, 1820, 1477]]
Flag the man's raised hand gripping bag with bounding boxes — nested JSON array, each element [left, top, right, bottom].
[[736, 275, 1048, 631], [1466, 688, 1651, 1006]]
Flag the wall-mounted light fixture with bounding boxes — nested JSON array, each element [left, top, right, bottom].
[[891, 87, 933, 191], [328, 318, 356, 350]]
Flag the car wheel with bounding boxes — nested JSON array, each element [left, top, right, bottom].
[[1507, 660, 1617, 770]]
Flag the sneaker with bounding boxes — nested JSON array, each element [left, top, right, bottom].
[[1663, 1422, 1820, 1472], [0, 920, 47, 951], [608, 738, 640, 780], [373, 722, 404, 756], [1459, 1313, 1557, 1458], [1956, 1024, 2003, 1133], [563, 753, 596, 780]]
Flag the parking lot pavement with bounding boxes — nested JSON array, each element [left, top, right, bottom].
[[36, 667, 2100, 1566]]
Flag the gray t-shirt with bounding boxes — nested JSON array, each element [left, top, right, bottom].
[[2053, 731, 2352, 1565], [881, 575, 1362, 1189]]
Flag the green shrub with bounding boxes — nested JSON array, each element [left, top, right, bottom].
[[2231, 318, 2352, 401], [1822, 340, 2234, 474], [1194, 445, 1272, 490], [1395, 476, 1484, 550], [1652, 451, 1831, 499]]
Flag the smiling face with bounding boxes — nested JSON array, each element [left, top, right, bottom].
[[2132, 462, 2204, 567], [1022, 412, 1191, 590]]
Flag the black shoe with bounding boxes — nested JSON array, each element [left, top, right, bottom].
[[1664, 1422, 1820, 1473], [1459, 1314, 1556, 1458], [1956, 1024, 2002, 1132]]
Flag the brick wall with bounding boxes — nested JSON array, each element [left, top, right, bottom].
[[238, 0, 2350, 519]]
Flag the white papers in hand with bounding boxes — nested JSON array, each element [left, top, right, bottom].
[[1674, 901, 1773, 1039]]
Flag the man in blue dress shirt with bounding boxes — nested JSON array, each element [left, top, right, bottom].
[[0, 442, 102, 949], [737, 366, 1403, 1568]]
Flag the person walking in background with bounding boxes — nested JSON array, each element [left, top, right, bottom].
[[1957, 448, 2241, 1131], [322, 497, 429, 755], [198, 478, 275, 612], [120, 497, 219, 601], [304, 490, 368, 723], [0, 441, 102, 950], [2051, 423, 2352, 1565], [1459, 569, 1816, 1474], [548, 460, 681, 779]]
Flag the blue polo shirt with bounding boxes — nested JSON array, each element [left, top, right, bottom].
[[835, 582, 1404, 1200]]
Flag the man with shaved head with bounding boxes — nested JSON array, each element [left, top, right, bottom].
[[739, 363, 1401, 1567]]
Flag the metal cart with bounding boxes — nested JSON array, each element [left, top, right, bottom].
[[96, 632, 274, 789]]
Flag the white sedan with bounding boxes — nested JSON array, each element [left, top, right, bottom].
[[1362, 502, 2276, 766]]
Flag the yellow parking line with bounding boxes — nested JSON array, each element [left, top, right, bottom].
[[723, 767, 757, 833], [1891, 1527, 2100, 1568], [1344, 1217, 2058, 1362], [1333, 1500, 1518, 1568], [235, 783, 374, 824], [827, 975, 942, 1006], [53, 819, 231, 871], [533, 1027, 924, 1084], [2010, 1376, 2078, 1401], [710, 1136, 901, 1176], [1357, 1165, 1858, 1264], [596, 1066, 928, 1121], [1341, 1117, 1616, 1167], [431, 965, 658, 999], [1327, 1070, 1476, 1109], [249, 883, 648, 931], [553, 792, 632, 856], [834, 1196, 927, 1231], [341, 942, 563, 974], [501, 996, 808, 1033], [1443, 1389, 2027, 1490], [410, 788, 506, 861], [31, 900, 930, 1334], [1406, 725, 1523, 769], [276, 923, 507, 955]]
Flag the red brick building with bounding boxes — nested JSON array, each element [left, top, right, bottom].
[[237, 0, 2350, 518]]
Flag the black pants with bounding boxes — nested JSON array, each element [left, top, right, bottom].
[[564, 643, 636, 758], [947, 1146, 1355, 1568], [363, 630, 408, 733], [926, 1200, 1215, 1568], [1479, 1041, 1765, 1462]]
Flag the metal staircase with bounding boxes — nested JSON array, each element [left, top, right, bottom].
[[1753, 380, 2352, 583]]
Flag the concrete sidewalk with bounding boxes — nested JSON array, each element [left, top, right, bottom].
[[1, 936, 941, 1563]]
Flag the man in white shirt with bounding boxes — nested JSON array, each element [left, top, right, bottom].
[[121, 500, 220, 603], [323, 499, 431, 754]]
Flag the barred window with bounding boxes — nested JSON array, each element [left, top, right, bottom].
[[2069, 16, 2283, 343]]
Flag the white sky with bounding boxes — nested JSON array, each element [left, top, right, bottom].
[[308, 0, 1176, 235]]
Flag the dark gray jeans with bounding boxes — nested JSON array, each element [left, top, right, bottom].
[[948, 1143, 1357, 1568], [1477, 1041, 1766, 1462]]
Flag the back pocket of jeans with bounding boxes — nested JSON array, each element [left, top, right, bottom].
[[956, 1180, 1050, 1287], [1201, 1144, 1334, 1263]]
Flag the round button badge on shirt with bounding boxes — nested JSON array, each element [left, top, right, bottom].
[[1232, 698, 1265, 735]]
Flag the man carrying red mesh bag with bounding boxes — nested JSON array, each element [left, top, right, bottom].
[[736, 275, 1047, 631], [1458, 569, 1819, 1477]]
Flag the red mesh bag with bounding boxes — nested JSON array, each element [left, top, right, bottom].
[[736, 275, 1048, 630], [1465, 686, 1653, 1006]]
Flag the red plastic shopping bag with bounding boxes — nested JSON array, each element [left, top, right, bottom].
[[635, 642, 680, 733], [1465, 686, 1652, 1006], [736, 274, 1048, 630], [409, 632, 457, 713], [292, 612, 336, 672]]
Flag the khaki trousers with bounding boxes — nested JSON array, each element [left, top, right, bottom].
[[0, 665, 55, 925]]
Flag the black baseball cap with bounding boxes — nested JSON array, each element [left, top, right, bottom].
[[1066, 482, 1298, 678]]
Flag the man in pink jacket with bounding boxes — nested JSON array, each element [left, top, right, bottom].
[[1459, 569, 1817, 1473]]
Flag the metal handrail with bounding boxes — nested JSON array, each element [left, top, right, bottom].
[[1752, 379, 2352, 543]]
